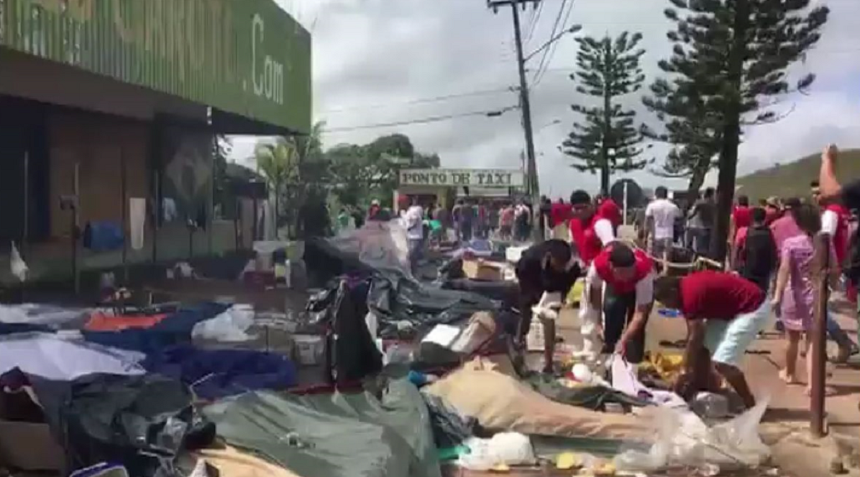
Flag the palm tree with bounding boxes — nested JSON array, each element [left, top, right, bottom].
[[254, 137, 295, 231], [254, 121, 327, 236]]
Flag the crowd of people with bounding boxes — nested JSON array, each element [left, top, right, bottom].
[[514, 145, 860, 410]]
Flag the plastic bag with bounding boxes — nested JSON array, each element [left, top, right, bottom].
[[192, 305, 254, 342], [458, 432, 535, 471], [614, 395, 771, 473], [10, 241, 28, 282]]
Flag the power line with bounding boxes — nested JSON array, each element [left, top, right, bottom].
[[533, 0, 576, 87], [524, 0, 544, 44], [320, 87, 516, 114], [530, 0, 568, 85], [325, 106, 519, 133]]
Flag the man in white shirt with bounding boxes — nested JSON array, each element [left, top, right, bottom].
[[645, 186, 680, 261], [403, 198, 425, 275]]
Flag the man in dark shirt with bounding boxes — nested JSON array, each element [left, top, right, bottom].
[[687, 188, 715, 256], [736, 207, 778, 291], [515, 239, 581, 373], [654, 271, 770, 408]]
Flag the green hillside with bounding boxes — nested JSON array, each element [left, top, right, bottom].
[[736, 149, 860, 201]]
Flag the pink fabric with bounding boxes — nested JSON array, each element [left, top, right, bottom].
[[779, 235, 815, 331], [779, 235, 837, 332], [770, 215, 803, 254]]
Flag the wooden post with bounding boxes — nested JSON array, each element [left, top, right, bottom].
[[22, 151, 29, 259], [73, 163, 80, 295], [810, 232, 830, 437]]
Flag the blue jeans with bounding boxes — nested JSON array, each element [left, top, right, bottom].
[[827, 311, 858, 351]]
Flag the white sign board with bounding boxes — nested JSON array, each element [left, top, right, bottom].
[[399, 169, 524, 188]]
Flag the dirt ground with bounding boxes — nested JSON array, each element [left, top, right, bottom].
[[547, 299, 860, 477]]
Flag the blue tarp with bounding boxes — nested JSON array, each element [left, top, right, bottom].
[[83, 302, 229, 353], [143, 345, 297, 400], [83, 222, 125, 252]]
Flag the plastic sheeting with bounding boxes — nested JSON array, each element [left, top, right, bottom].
[[31, 374, 216, 477], [191, 305, 255, 342], [83, 303, 230, 354], [421, 393, 478, 449], [143, 345, 297, 400], [203, 379, 442, 477], [327, 221, 412, 277], [0, 303, 88, 326], [0, 334, 145, 380]]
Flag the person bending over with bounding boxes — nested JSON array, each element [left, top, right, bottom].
[[585, 242, 655, 363], [654, 270, 770, 409], [515, 239, 581, 373]]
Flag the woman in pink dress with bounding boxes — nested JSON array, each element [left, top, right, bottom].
[[772, 204, 839, 394]]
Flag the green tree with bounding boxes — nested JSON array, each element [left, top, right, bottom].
[[647, 0, 829, 260], [561, 31, 649, 195], [212, 135, 232, 218], [254, 137, 296, 228]]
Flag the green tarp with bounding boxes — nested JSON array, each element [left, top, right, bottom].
[[203, 379, 441, 477]]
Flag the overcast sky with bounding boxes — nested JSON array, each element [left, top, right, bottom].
[[231, 0, 860, 197]]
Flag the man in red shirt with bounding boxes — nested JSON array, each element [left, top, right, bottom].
[[585, 243, 655, 363], [550, 198, 572, 240], [568, 190, 616, 359], [654, 270, 770, 408]]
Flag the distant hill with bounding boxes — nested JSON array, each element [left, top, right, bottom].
[[736, 149, 860, 201]]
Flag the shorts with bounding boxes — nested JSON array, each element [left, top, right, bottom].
[[704, 298, 770, 367], [650, 237, 673, 259]]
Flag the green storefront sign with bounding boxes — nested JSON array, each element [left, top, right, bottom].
[[0, 0, 311, 133]]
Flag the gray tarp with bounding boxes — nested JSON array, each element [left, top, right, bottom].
[[202, 379, 441, 477]]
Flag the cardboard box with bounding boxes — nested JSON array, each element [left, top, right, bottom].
[[462, 259, 504, 281], [0, 391, 66, 472]]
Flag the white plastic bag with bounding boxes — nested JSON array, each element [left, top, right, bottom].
[[458, 432, 535, 471], [192, 305, 255, 342], [614, 395, 772, 473], [10, 241, 28, 282]]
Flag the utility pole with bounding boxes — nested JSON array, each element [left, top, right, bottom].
[[488, 0, 542, 241]]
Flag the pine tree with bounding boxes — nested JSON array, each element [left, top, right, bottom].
[[561, 31, 649, 195], [645, 0, 829, 260]]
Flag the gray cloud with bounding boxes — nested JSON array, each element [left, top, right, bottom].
[[231, 0, 860, 196]]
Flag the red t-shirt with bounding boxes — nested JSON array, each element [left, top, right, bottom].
[[598, 199, 622, 228], [593, 245, 653, 294], [732, 206, 752, 230], [679, 271, 765, 321], [550, 202, 572, 228]]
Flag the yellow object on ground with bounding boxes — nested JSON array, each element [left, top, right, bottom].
[[640, 351, 685, 383], [490, 463, 511, 473], [567, 279, 584, 305], [556, 452, 583, 470]]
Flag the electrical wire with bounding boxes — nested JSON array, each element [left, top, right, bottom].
[[530, 0, 567, 85], [533, 0, 576, 87], [325, 106, 519, 133], [321, 86, 516, 114], [525, 0, 544, 44]]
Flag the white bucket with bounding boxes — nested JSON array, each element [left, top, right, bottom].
[[293, 334, 324, 366]]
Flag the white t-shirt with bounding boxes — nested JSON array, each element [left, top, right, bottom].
[[645, 199, 680, 240], [585, 264, 655, 306], [404, 205, 424, 240]]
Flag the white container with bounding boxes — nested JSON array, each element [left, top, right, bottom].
[[526, 317, 544, 352], [293, 334, 324, 366]]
